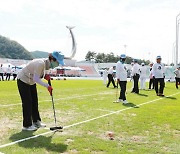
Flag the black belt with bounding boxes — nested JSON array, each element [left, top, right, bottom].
[[134, 73, 140, 76]]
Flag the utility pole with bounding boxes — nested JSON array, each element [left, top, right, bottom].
[[176, 13, 180, 66]]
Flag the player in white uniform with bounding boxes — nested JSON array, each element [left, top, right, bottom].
[[6, 65, 11, 81], [130, 62, 134, 90], [174, 66, 180, 89], [107, 66, 116, 88], [103, 68, 108, 85], [140, 63, 147, 90], [152, 56, 165, 96], [12, 66, 18, 80], [149, 63, 154, 89], [0, 64, 4, 81], [17, 51, 64, 131], [131, 59, 140, 94], [116, 54, 128, 104]]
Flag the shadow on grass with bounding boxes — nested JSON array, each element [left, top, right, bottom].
[[137, 93, 148, 97], [9, 131, 67, 153], [164, 96, 177, 100], [123, 102, 139, 108]]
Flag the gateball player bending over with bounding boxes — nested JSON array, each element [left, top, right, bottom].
[[17, 51, 64, 131], [107, 66, 117, 88]]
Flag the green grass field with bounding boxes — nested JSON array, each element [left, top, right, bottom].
[[0, 79, 180, 154]]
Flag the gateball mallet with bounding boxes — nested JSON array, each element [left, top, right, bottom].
[[113, 79, 119, 103], [48, 79, 63, 131]]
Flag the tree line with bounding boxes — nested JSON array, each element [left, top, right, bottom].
[[85, 51, 150, 64]]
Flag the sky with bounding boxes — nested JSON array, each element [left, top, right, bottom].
[[0, 0, 180, 64]]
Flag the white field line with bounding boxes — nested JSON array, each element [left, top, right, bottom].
[[0, 91, 114, 107], [0, 92, 179, 149], [0, 86, 104, 97], [0, 152, 4, 154], [96, 109, 115, 113]]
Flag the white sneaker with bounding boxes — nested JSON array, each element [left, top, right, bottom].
[[122, 100, 129, 104], [22, 125, 38, 131], [118, 99, 123, 102], [113, 99, 123, 103], [33, 120, 46, 128]]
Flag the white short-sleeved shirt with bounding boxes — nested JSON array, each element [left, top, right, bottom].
[[152, 62, 165, 78], [174, 69, 180, 78], [140, 66, 147, 78], [103, 70, 108, 78], [149, 67, 153, 79], [17, 59, 46, 85], [108, 67, 114, 75], [131, 63, 140, 76], [6, 67, 12, 73], [12, 68, 18, 75], [0, 67, 4, 73], [116, 61, 127, 81]]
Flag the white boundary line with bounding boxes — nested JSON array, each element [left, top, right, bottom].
[[96, 109, 115, 113], [0, 91, 113, 107], [0, 92, 179, 149]]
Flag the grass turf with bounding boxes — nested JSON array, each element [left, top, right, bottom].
[[0, 79, 180, 153]]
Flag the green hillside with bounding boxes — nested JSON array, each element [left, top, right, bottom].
[[31, 50, 49, 58], [0, 35, 33, 60]]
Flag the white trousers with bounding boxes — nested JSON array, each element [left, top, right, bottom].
[[140, 77, 146, 89], [103, 77, 107, 84], [131, 78, 134, 89]]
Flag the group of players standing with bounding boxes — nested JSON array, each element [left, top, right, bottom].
[[0, 64, 18, 81], [106, 55, 180, 104]]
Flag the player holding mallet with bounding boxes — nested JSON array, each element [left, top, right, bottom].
[[17, 51, 64, 131]]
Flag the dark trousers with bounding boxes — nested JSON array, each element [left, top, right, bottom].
[[107, 74, 116, 88], [13, 74, 17, 80], [6, 73, 11, 81], [149, 79, 154, 89], [17, 79, 41, 127], [154, 78, 165, 94], [175, 77, 180, 89], [132, 74, 140, 93], [119, 81, 127, 101], [0, 73, 4, 81]]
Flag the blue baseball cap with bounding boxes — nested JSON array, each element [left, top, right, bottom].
[[133, 59, 138, 62], [156, 56, 162, 59], [52, 51, 65, 66], [120, 54, 126, 59]]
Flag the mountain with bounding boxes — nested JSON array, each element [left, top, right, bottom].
[[0, 35, 33, 60], [31, 51, 49, 58]]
